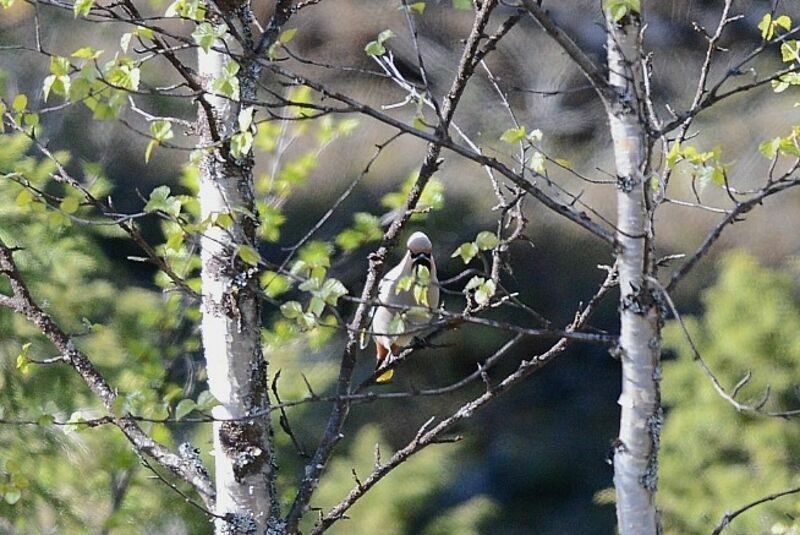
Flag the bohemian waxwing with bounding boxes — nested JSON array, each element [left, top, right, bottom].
[[371, 231, 440, 383]]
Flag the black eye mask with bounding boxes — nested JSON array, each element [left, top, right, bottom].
[[411, 251, 432, 269]]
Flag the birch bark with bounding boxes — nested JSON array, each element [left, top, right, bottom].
[[196, 8, 277, 533], [606, 10, 663, 535]]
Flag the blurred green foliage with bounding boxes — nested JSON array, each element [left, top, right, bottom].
[[0, 134, 210, 532], [660, 252, 800, 534], [0, 82, 496, 531]]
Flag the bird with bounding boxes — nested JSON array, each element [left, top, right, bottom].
[[371, 231, 440, 383]]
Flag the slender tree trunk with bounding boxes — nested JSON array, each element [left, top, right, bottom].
[[197, 7, 278, 533], [606, 11, 662, 535]]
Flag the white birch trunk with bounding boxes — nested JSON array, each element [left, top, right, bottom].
[[607, 11, 662, 535], [197, 16, 277, 534]]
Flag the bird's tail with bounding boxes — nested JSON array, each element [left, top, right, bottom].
[[376, 369, 394, 383]]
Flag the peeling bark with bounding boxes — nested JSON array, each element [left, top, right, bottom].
[[196, 6, 277, 532], [606, 12, 662, 535]]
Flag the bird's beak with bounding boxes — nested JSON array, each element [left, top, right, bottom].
[[411, 251, 432, 269]]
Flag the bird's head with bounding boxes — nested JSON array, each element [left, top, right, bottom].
[[407, 231, 433, 269]]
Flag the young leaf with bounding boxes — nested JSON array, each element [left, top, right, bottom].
[[405, 2, 425, 13], [388, 313, 406, 335], [451, 242, 479, 264], [759, 137, 781, 159], [413, 284, 429, 306], [474, 279, 496, 305], [174, 399, 197, 420], [500, 126, 526, 144], [73, 0, 93, 17], [530, 151, 546, 174], [475, 231, 499, 251], [776, 15, 792, 31], [759, 13, 774, 40], [279, 28, 298, 43], [196, 390, 220, 411], [260, 271, 292, 298], [192, 22, 227, 53], [59, 196, 80, 214], [12, 94, 27, 112], [280, 301, 303, 319], [72, 47, 103, 60], [365, 29, 395, 56], [238, 245, 261, 266], [144, 186, 182, 215], [396, 275, 415, 294]]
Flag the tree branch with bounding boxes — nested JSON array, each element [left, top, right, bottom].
[[0, 239, 216, 508]]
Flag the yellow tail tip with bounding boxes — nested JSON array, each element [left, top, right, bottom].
[[376, 369, 394, 383]]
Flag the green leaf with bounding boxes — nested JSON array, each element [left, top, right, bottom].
[[666, 141, 682, 168], [280, 301, 303, 319], [759, 137, 781, 159], [451, 242, 479, 264], [144, 140, 157, 164], [4, 488, 21, 505], [50, 56, 71, 77], [759, 13, 774, 40], [43, 74, 70, 102], [475, 231, 499, 251], [279, 28, 297, 43], [500, 126, 526, 144], [530, 151, 546, 174], [465, 276, 485, 292], [144, 186, 182, 216], [174, 399, 196, 420], [260, 271, 292, 298], [196, 390, 220, 411], [238, 106, 255, 132], [452, 0, 471, 9], [308, 296, 325, 317], [779, 137, 800, 158], [63, 411, 85, 434], [150, 119, 174, 142], [0, 0, 16, 8], [299, 241, 332, 268], [321, 278, 348, 305], [72, 46, 103, 60], [192, 22, 227, 53], [60, 196, 80, 214], [377, 29, 395, 43], [776, 15, 792, 31], [12, 94, 27, 112], [15, 189, 34, 208], [526, 128, 543, 143], [465, 276, 496, 305], [15, 342, 31, 375], [403, 1, 425, 13], [165, 0, 205, 20], [73, 0, 93, 17], [388, 313, 406, 335], [365, 29, 395, 56], [396, 275, 415, 294], [475, 280, 496, 305], [781, 41, 800, 63], [106, 64, 140, 91], [413, 284, 429, 306], [365, 40, 386, 56], [37, 413, 55, 425], [238, 245, 261, 266], [230, 132, 254, 159], [416, 264, 431, 285]]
